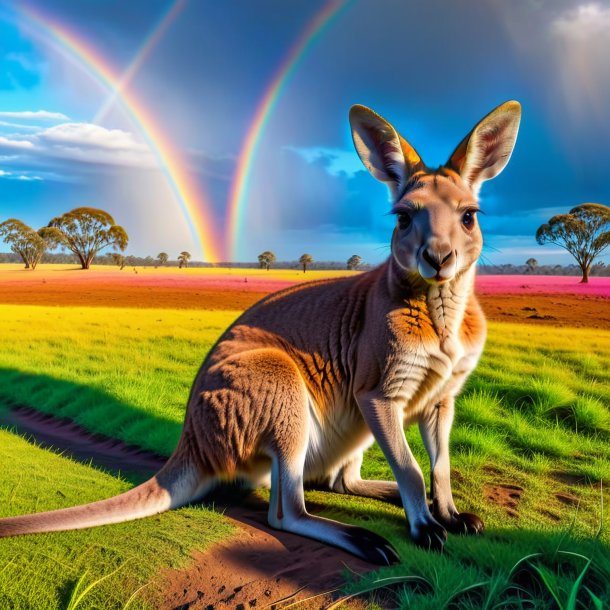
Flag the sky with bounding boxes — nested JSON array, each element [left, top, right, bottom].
[[0, 0, 609, 265]]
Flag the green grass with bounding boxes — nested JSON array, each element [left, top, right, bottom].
[[0, 305, 241, 455], [0, 304, 609, 608], [0, 430, 233, 610]]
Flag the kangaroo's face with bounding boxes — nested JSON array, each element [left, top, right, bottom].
[[390, 170, 482, 283], [349, 101, 521, 284]]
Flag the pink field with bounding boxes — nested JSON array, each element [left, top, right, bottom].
[[475, 275, 609, 297]]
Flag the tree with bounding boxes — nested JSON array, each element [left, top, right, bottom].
[[525, 258, 538, 273], [157, 252, 169, 266], [257, 250, 276, 271], [111, 252, 126, 270], [536, 203, 610, 283], [39, 207, 128, 270], [347, 254, 362, 271], [0, 219, 56, 269], [299, 253, 314, 273], [178, 251, 191, 268]]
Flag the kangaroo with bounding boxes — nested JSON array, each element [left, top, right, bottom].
[[0, 101, 520, 565]]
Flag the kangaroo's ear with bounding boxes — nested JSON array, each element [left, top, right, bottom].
[[349, 104, 424, 199], [447, 100, 521, 196]]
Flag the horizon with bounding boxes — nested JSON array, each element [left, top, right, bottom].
[[0, 1, 609, 266]]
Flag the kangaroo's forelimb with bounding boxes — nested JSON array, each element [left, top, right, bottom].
[[356, 391, 447, 551]]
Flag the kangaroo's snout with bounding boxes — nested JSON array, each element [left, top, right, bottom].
[[418, 240, 457, 283]]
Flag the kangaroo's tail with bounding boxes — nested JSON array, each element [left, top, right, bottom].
[[0, 457, 208, 538]]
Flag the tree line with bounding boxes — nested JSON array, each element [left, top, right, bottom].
[[1, 203, 608, 280], [258, 252, 363, 272]]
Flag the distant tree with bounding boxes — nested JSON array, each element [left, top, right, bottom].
[[257, 250, 276, 271], [536, 203, 610, 283], [39, 207, 128, 270], [525, 258, 538, 273], [347, 254, 362, 271], [157, 252, 169, 266], [299, 253, 314, 273], [0, 219, 57, 270], [178, 251, 191, 268], [111, 252, 126, 270]]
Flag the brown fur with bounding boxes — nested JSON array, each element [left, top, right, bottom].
[[0, 101, 521, 565]]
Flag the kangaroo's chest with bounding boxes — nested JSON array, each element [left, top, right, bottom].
[[380, 288, 478, 420], [383, 334, 465, 411]]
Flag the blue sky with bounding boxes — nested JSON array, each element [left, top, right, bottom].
[[0, 0, 609, 265]]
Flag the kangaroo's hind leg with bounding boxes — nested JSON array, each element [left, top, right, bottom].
[[330, 451, 403, 506], [258, 350, 400, 566]]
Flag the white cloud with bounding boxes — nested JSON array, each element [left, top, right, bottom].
[[551, 3, 610, 40], [0, 135, 35, 150], [15, 175, 42, 181], [39, 122, 146, 151], [0, 169, 43, 181], [0, 110, 69, 121], [0, 122, 155, 169], [0, 120, 41, 131]]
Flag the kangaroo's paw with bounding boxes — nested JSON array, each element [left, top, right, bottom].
[[410, 514, 447, 551], [343, 526, 401, 566], [449, 512, 484, 535], [432, 507, 485, 535]]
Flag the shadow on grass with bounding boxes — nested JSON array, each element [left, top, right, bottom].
[[0, 367, 174, 484]]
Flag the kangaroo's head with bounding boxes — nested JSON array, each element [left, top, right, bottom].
[[349, 101, 521, 285]]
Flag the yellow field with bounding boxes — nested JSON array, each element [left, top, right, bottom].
[[0, 263, 356, 281]]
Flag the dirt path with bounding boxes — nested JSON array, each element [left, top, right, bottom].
[[0, 405, 166, 479], [0, 406, 384, 609]]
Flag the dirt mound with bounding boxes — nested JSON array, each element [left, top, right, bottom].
[[555, 492, 579, 506], [483, 483, 523, 518]]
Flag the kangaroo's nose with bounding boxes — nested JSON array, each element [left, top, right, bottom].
[[422, 246, 455, 272]]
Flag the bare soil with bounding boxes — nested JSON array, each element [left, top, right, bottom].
[[0, 270, 607, 329], [483, 483, 524, 518], [477, 293, 610, 330], [154, 492, 383, 610]]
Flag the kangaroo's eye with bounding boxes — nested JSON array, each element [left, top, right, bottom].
[[397, 213, 412, 231], [462, 210, 476, 229]]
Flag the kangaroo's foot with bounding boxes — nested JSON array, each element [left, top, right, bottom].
[[410, 511, 447, 551], [430, 501, 484, 535]]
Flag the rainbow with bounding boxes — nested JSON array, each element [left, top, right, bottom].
[[226, 0, 352, 260], [17, 2, 222, 262]]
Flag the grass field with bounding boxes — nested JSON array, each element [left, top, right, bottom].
[[0, 270, 609, 608]]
